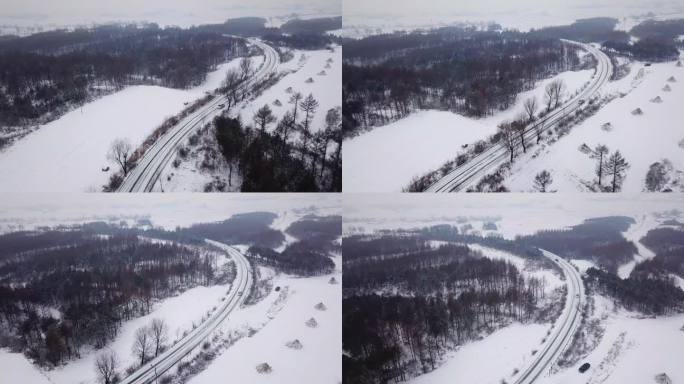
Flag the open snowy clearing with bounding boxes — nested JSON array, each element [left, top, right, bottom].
[[239, 46, 341, 134], [616, 214, 659, 278], [409, 323, 550, 384], [0, 350, 51, 384], [0, 54, 263, 192], [539, 295, 684, 384], [505, 55, 684, 192], [188, 256, 342, 384], [343, 69, 593, 193]]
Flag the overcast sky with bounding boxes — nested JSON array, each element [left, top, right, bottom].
[[345, 194, 684, 235], [0, 0, 341, 27], [343, 0, 684, 32], [0, 193, 341, 230]]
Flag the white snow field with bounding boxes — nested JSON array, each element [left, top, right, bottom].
[[343, 69, 593, 192], [505, 55, 684, 192], [616, 214, 659, 278], [0, 350, 51, 384], [409, 323, 550, 384], [538, 295, 684, 384], [188, 256, 342, 384], [240, 46, 342, 134], [0, 55, 263, 192]]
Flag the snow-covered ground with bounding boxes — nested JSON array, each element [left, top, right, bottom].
[[538, 294, 684, 384], [616, 214, 659, 278], [0, 55, 263, 192], [0, 350, 51, 384], [505, 55, 684, 192], [343, 69, 593, 192], [188, 256, 342, 384], [239, 46, 341, 134], [409, 323, 550, 384]]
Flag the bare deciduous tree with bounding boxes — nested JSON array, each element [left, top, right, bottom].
[[498, 121, 516, 163], [544, 79, 566, 111], [107, 138, 133, 176], [288, 92, 303, 124], [132, 326, 152, 366], [533, 170, 553, 192], [591, 144, 610, 188], [94, 350, 119, 384], [523, 97, 538, 122], [239, 57, 253, 80], [150, 318, 168, 358]]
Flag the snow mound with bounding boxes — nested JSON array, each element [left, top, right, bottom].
[[285, 87, 293, 93], [305, 77, 314, 83], [285, 339, 303, 350], [631, 108, 644, 115], [325, 63, 332, 69], [663, 84, 672, 92], [255, 362, 273, 374], [273, 99, 282, 107], [654, 373, 672, 384], [317, 70, 327, 76], [328, 277, 338, 285], [314, 302, 327, 311], [667, 76, 677, 83], [305, 317, 318, 328], [601, 122, 613, 132], [579, 143, 593, 154], [650, 96, 663, 103]]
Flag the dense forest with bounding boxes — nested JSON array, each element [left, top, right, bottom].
[[343, 231, 555, 383], [213, 102, 342, 192], [246, 214, 341, 276], [0, 232, 231, 367], [517, 216, 638, 273], [585, 267, 684, 315], [0, 24, 248, 130], [632, 227, 684, 280], [343, 27, 586, 136]]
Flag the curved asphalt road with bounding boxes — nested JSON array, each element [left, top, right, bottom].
[[426, 41, 613, 192], [513, 249, 585, 384], [119, 241, 252, 384], [118, 38, 279, 192]]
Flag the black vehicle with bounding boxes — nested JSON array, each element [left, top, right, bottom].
[[579, 362, 591, 373]]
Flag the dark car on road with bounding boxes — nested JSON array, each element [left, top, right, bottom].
[[579, 362, 591, 373]]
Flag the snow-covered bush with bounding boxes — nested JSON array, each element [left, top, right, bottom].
[[305, 317, 318, 328], [256, 362, 273, 374], [285, 339, 303, 349], [314, 302, 327, 311]]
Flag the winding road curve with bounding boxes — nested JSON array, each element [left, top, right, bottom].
[[426, 41, 613, 192], [118, 38, 279, 192], [119, 241, 252, 384], [513, 249, 585, 384]]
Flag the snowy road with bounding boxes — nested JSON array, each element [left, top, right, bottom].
[[426, 41, 613, 192], [118, 38, 279, 192], [119, 241, 252, 384], [514, 250, 585, 384]]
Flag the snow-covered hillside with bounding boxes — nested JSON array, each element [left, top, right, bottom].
[[0, 55, 263, 192], [505, 54, 684, 192], [239, 46, 341, 134], [188, 256, 342, 384], [343, 68, 594, 192]]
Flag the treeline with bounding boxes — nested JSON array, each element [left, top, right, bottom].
[[585, 267, 684, 315], [285, 215, 342, 251], [0, 233, 230, 367], [247, 241, 335, 276], [214, 100, 342, 191], [603, 38, 680, 61], [179, 212, 285, 248], [0, 24, 248, 128], [343, 242, 548, 383], [518, 216, 637, 273], [527, 17, 628, 43], [632, 227, 684, 279], [343, 28, 583, 135], [630, 19, 684, 40]]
